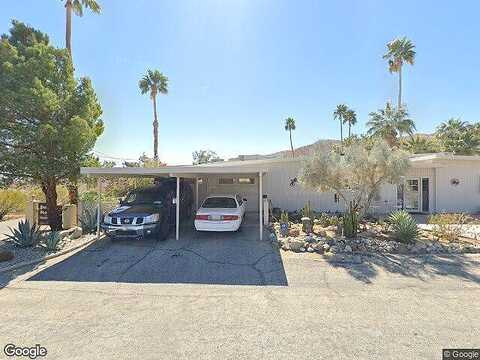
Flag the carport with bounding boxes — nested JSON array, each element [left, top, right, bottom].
[[80, 161, 268, 241]]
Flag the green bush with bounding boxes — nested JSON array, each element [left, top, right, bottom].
[[315, 212, 341, 227], [5, 220, 40, 248], [388, 210, 418, 243], [427, 213, 470, 242], [42, 231, 62, 251], [80, 202, 98, 234], [0, 189, 27, 220]]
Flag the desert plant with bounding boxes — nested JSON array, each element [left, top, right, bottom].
[[0, 189, 26, 221], [280, 211, 289, 224], [42, 231, 62, 251], [5, 220, 40, 248], [301, 202, 313, 220], [427, 213, 471, 242], [343, 203, 359, 238], [80, 202, 98, 234], [388, 210, 418, 243]]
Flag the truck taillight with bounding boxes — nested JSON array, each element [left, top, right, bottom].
[[195, 214, 209, 220]]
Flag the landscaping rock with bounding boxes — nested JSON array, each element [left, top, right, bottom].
[[288, 239, 304, 252], [307, 247, 314, 253], [70, 227, 83, 239], [322, 243, 330, 252], [344, 245, 352, 253], [0, 250, 14, 262]]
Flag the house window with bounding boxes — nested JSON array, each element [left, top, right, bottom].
[[238, 177, 255, 184], [197, 178, 203, 184], [219, 178, 235, 185]]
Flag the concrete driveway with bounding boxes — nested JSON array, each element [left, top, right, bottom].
[[1, 219, 480, 359], [26, 216, 287, 286]]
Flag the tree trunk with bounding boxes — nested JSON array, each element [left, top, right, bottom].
[[398, 65, 402, 109], [340, 120, 343, 142], [289, 129, 294, 158], [41, 177, 62, 231], [67, 182, 79, 205], [348, 123, 351, 138], [65, 0, 72, 56], [152, 94, 159, 161]]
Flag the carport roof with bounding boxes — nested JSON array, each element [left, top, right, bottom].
[[80, 157, 296, 177]]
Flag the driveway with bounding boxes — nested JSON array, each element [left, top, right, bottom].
[[24, 216, 287, 286], [1, 221, 480, 359]]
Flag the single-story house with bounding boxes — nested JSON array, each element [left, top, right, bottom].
[[81, 152, 480, 240]]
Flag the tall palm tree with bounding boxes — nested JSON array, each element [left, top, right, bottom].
[[383, 37, 416, 109], [366, 102, 416, 146], [284, 117, 296, 158], [64, 0, 101, 57], [139, 70, 169, 161], [333, 104, 348, 141], [343, 109, 357, 138]]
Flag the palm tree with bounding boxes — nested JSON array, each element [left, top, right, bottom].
[[366, 102, 416, 146], [64, 0, 101, 57], [343, 109, 357, 138], [284, 117, 296, 158], [401, 135, 439, 154], [383, 37, 416, 109], [333, 104, 348, 141], [139, 70, 169, 161]]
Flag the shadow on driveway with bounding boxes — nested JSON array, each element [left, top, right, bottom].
[[324, 252, 480, 284], [27, 222, 288, 286]]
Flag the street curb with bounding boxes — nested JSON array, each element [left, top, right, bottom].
[[0, 235, 102, 274]]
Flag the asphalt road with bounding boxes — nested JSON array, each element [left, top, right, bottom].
[[1, 244, 479, 360]]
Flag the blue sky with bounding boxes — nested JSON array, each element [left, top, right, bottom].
[[2, 1, 479, 164]]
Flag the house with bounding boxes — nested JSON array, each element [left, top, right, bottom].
[[81, 152, 480, 241]]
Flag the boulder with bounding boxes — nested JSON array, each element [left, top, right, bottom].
[[0, 250, 14, 262], [70, 227, 83, 239], [288, 239, 304, 252]]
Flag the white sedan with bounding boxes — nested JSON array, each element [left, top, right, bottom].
[[194, 195, 246, 232]]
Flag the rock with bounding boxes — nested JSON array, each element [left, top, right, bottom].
[[0, 250, 14, 262], [396, 243, 409, 254], [316, 229, 327, 237], [352, 255, 362, 264], [288, 239, 304, 252], [329, 245, 340, 254], [344, 245, 352, 253], [304, 235, 315, 243], [288, 228, 300, 237], [300, 247, 306, 252], [70, 227, 83, 239], [322, 243, 330, 252], [307, 247, 314, 253]]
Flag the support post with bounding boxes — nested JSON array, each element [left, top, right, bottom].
[[96, 177, 101, 239], [195, 178, 199, 210], [259, 171, 263, 240], [176, 176, 180, 241]]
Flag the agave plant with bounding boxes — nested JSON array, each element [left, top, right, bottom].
[[5, 220, 40, 248], [388, 210, 419, 243], [80, 202, 98, 234], [42, 231, 62, 251]]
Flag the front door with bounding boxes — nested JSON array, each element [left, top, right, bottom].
[[404, 178, 420, 212]]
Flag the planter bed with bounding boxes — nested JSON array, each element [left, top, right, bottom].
[[0, 230, 96, 271], [269, 222, 480, 256]]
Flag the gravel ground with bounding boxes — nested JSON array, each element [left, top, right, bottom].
[[418, 224, 480, 240], [0, 234, 96, 269]]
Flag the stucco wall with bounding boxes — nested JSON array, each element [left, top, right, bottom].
[[435, 165, 480, 213]]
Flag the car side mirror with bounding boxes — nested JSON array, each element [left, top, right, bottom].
[[243, 198, 247, 202]]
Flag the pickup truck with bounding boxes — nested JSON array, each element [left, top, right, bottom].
[[101, 178, 193, 240]]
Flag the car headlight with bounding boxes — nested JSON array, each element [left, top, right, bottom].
[[104, 215, 112, 224], [144, 213, 160, 224]]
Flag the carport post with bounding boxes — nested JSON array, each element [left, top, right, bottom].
[[176, 176, 180, 241], [195, 177, 199, 210], [96, 177, 101, 239], [259, 171, 263, 241]]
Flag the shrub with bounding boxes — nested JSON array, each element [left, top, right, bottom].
[[5, 220, 40, 247], [427, 213, 471, 242], [80, 202, 98, 234], [0, 189, 27, 221], [315, 212, 340, 227], [388, 210, 418, 243], [42, 231, 62, 251]]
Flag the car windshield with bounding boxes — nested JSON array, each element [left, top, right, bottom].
[[202, 197, 237, 208], [123, 190, 162, 205]]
